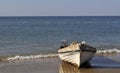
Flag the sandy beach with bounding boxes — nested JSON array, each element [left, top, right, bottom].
[[0, 54, 120, 73]]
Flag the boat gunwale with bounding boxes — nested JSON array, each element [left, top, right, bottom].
[[58, 49, 96, 54]]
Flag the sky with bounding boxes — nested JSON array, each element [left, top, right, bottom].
[[0, 0, 120, 16]]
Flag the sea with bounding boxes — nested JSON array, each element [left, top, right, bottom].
[[0, 16, 120, 61]]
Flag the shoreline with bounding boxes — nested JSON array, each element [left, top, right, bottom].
[[0, 55, 120, 73], [0, 48, 120, 62]]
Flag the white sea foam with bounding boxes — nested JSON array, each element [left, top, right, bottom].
[[96, 48, 120, 54], [5, 54, 58, 61], [4, 49, 120, 61]]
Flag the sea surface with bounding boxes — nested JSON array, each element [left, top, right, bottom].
[[0, 16, 120, 60]]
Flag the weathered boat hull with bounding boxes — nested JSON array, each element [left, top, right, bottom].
[[57, 42, 96, 67], [58, 51, 80, 67]]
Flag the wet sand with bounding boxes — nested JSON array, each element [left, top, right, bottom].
[[0, 58, 60, 73], [0, 54, 120, 73]]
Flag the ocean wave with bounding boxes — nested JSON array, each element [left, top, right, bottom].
[[4, 54, 58, 61], [1, 48, 120, 61], [96, 48, 120, 54]]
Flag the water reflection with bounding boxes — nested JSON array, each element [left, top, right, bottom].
[[59, 56, 120, 73], [59, 61, 91, 73]]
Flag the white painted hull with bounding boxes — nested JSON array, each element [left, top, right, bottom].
[[58, 51, 80, 67], [58, 50, 95, 67], [57, 42, 96, 67]]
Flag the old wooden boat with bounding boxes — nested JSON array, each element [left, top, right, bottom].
[[57, 41, 96, 67]]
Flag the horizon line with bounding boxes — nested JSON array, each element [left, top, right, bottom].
[[0, 15, 120, 17]]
